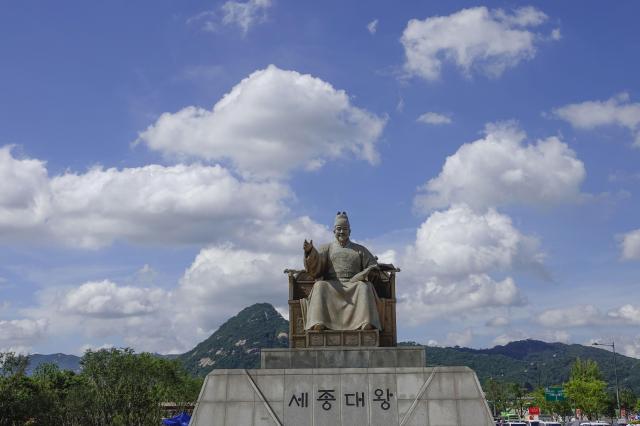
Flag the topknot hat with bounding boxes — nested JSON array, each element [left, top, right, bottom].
[[334, 211, 350, 227]]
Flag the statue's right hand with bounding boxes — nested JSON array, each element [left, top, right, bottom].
[[303, 239, 314, 254]]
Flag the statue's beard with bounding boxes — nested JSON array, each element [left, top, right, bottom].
[[336, 235, 349, 245]]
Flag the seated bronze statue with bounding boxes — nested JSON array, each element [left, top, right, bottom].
[[287, 211, 398, 348]]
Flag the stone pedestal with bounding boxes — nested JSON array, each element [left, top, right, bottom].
[[261, 347, 424, 369], [305, 329, 380, 347], [190, 361, 494, 425]]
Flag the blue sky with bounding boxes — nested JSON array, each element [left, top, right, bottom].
[[1, 1, 640, 357]]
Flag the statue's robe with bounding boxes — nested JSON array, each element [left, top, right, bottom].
[[301, 240, 382, 331]]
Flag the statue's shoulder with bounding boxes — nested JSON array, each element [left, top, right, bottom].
[[348, 241, 373, 254], [318, 242, 332, 253]]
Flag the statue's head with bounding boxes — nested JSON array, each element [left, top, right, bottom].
[[333, 211, 351, 245]]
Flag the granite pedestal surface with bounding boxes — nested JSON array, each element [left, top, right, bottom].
[[190, 348, 493, 426], [261, 347, 425, 369]]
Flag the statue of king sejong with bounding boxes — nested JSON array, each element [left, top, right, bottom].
[[301, 212, 382, 331]]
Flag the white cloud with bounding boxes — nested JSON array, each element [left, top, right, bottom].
[[48, 163, 289, 248], [619, 336, 640, 359], [16, 213, 330, 353], [0, 146, 296, 248], [376, 249, 397, 265], [274, 306, 289, 321], [608, 171, 640, 183], [537, 305, 609, 328], [137, 65, 386, 178], [0, 146, 51, 234], [367, 19, 378, 35], [492, 331, 528, 346], [401, 6, 553, 80], [588, 335, 640, 359], [539, 329, 570, 344], [486, 316, 509, 327], [176, 245, 293, 312], [553, 93, 640, 147], [397, 202, 542, 326], [400, 274, 525, 324], [62, 280, 166, 318], [445, 328, 473, 346], [537, 304, 640, 331], [234, 215, 332, 254], [608, 304, 640, 324], [417, 112, 452, 125], [222, 0, 272, 35], [620, 229, 640, 261], [492, 329, 569, 346], [78, 343, 115, 354], [167, 244, 298, 347], [406, 204, 544, 279], [0, 318, 48, 352], [190, 0, 272, 35], [23, 279, 179, 353], [187, 0, 273, 36], [415, 122, 585, 211]]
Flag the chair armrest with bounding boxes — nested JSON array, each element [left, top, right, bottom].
[[378, 263, 401, 272]]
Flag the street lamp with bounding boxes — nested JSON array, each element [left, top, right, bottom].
[[592, 340, 620, 418]]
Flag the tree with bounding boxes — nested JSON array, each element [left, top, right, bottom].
[[1, 349, 202, 426], [0, 352, 29, 377], [507, 382, 528, 418], [485, 378, 508, 417], [0, 353, 51, 426], [32, 362, 95, 425], [620, 388, 637, 411], [564, 358, 608, 419], [80, 348, 201, 425], [531, 386, 572, 419]]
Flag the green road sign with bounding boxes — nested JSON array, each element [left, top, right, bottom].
[[544, 386, 566, 401]]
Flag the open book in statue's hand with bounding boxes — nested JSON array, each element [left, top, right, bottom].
[[348, 264, 380, 283]]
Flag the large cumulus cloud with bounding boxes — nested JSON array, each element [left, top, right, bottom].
[[414, 122, 585, 212], [137, 65, 386, 178]]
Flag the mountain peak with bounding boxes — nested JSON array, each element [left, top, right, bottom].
[[178, 303, 288, 375], [485, 339, 559, 359]]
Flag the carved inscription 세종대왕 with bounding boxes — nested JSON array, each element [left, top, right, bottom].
[[286, 387, 395, 410]]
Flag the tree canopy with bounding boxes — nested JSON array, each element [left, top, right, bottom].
[[0, 349, 201, 426]]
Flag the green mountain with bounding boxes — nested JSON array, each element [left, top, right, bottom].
[[22, 303, 640, 395], [179, 303, 640, 394], [25, 353, 81, 375], [178, 303, 288, 376], [178, 303, 640, 393], [404, 339, 640, 393]]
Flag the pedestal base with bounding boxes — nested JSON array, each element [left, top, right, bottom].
[[261, 347, 425, 369], [190, 366, 493, 426], [306, 329, 379, 347]]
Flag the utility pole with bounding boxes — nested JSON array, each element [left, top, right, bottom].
[[592, 340, 621, 418]]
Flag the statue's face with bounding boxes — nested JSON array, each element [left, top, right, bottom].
[[334, 224, 350, 244]]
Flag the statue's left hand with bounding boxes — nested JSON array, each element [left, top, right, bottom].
[[303, 239, 314, 254]]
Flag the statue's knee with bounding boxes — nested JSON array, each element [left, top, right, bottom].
[[314, 281, 329, 291], [356, 281, 371, 290]]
